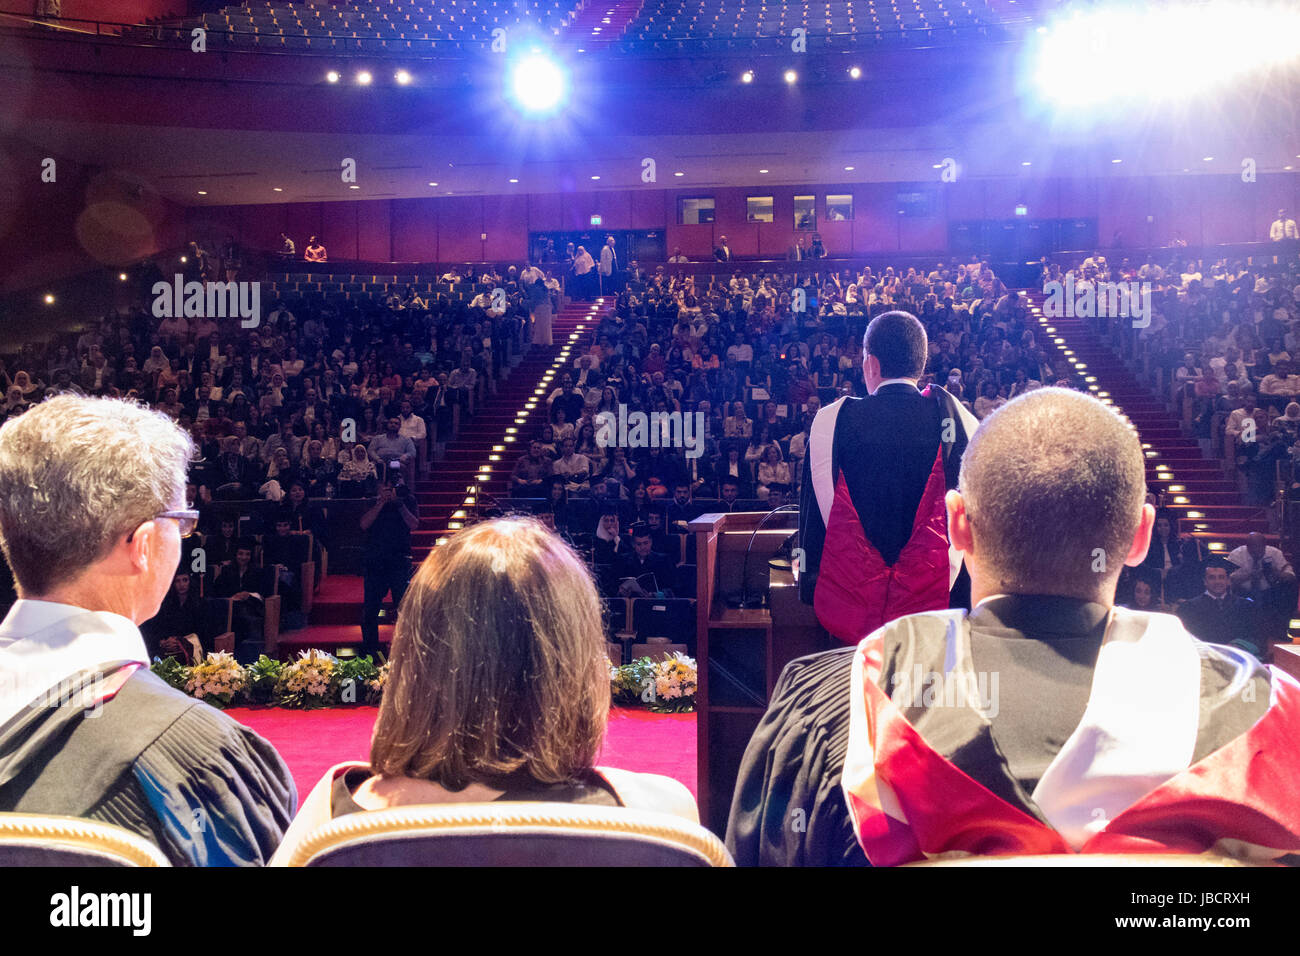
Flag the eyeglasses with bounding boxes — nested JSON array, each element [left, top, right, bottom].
[[155, 510, 201, 537]]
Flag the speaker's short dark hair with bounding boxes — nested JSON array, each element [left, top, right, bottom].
[[864, 310, 928, 380]]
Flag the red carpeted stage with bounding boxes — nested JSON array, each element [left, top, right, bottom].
[[229, 706, 697, 802]]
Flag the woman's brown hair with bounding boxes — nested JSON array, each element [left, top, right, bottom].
[[370, 517, 609, 791]]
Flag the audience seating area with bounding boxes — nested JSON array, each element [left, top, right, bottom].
[[155, 0, 582, 49], [625, 0, 998, 44]]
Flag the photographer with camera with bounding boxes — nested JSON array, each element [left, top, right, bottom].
[[359, 479, 420, 657]]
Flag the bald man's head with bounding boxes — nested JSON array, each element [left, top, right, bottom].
[[954, 388, 1148, 600]]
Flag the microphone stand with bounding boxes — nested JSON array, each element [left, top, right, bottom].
[[728, 503, 800, 609]]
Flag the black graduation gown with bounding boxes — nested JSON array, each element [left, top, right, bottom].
[[0, 663, 296, 866], [725, 646, 868, 867]]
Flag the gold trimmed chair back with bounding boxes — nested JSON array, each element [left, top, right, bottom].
[[0, 813, 171, 866], [284, 802, 734, 867]]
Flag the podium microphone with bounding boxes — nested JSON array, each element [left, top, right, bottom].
[[727, 503, 800, 609]]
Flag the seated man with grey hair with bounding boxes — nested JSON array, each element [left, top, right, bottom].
[[0, 395, 296, 865]]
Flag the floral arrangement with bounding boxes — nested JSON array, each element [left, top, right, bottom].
[[149, 650, 387, 710], [184, 651, 247, 708], [610, 654, 697, 713], [276, 649, 340, 709], [364, 660, 391, 706]]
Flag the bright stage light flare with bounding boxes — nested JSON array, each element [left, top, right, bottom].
[[1030, 1, 1300, 106], [510, 54, 567, 113]]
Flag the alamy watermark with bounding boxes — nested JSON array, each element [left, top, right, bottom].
[[152, 274, 261, 328], [890, 665, 1000, 718], [1043, 272, 1151, 328], [594, 404, 705, 459]]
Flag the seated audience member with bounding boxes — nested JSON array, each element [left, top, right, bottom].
[[369, 416, 418, 486], [261, 517, 306, 619], [512, 440, 552, 494], [728, 388, 1300, 866], [1227, 534, 1298, 650], [616, 523, 678, 595], [141, 570, 206, 664], [213, 539, 270, 659], [1177, 558, 1265, 658], [0, 396, 294, 865], [270, 518, 696, 862], [338, 443, 379, 497], [1118, 567, 1169, 613]]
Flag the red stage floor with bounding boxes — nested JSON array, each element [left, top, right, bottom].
[[229, 705, 697, 803]]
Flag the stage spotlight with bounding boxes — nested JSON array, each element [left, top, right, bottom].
[[510, 54, 567, 113], [326, 70, 340, 83], [1029, 2, 1300, 106], [741, 70, 754, 83], [357, 71, 372, 85], [395, 70, 412, 85], [43, 294, 54, 305], [783, 69, 797, 84], [118, 273, 127, 281], [849, 66, 861, 79]]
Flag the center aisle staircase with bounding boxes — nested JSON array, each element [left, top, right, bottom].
[[288, 297, 609, 653], [1021, 290, 1276, 558]]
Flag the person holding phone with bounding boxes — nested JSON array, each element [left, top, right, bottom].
[[359, 481, 419, 657]]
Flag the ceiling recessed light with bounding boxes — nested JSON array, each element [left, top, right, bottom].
[[1287, 166, 1295, 171], [1021, 161, 1032, 166], [590, 174, 600, 180], [1111, 158, 1122, 163], [741, 70, 754, 83], [43, 294, 54, 304], [509, 178, 519, 183], [783, 69, 797, 84], [759, 169, 769, 174], [326, 70, 340, 83], [357, 71, 372, 85], [1202, 156, 1213, 162], [844, 165, 854, 171], [197, 190, 207, 195], [272, 187, 282, 192], [395, 70, 412, 85], [932, 163, 943, 169], [674, 171, 684, 177], [349, 185, 360, 189], [118, 273, 127, 281], [848, 66, 861, 79]]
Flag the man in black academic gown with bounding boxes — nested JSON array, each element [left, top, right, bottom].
[[0, 396, 295, 866], [616, 524, 678, 594], [798, 311, 976, 646], [1176, 558, 1263, 658]]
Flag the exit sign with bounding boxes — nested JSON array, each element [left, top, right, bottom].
[[590, 215, 602, 226]]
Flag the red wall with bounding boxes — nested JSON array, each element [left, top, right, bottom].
[[187, 173, 1300, 264], [0, 135, 186, 291]]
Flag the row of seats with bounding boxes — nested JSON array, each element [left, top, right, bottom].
[[184, 0, 577, 42]]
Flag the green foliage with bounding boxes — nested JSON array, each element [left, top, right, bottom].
[[151, 655, 191, 692], [244, 655, 284, 705]]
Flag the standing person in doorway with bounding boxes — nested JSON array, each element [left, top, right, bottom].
[[359, 480, 419, 657]]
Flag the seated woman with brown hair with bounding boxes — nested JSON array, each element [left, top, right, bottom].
[[271, 518, 696, 862]]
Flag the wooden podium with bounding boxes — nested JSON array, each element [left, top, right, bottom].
[[687, 510, 833, 836]]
